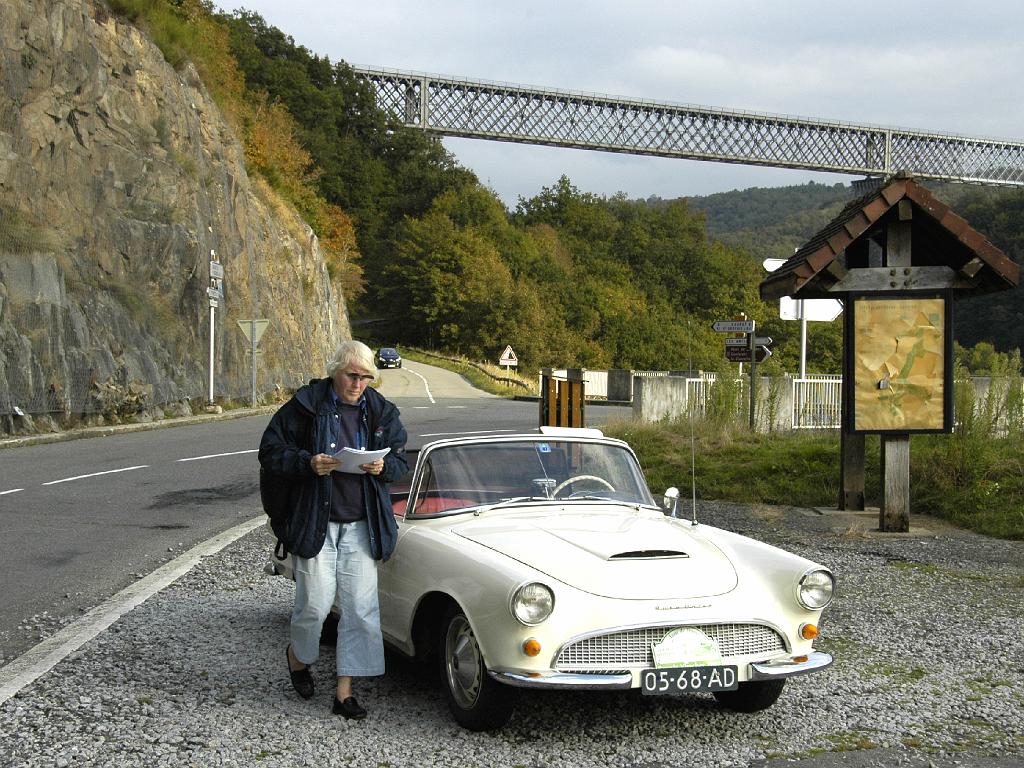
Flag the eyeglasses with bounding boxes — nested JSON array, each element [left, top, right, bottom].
[[341, 371, 375, 383]]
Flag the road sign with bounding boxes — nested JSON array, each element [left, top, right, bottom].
[[724, 337, 748, 347], [712, 319, 755, 333], [753, 336, 773, 346], [237, 319, 270, 345], [780, 296, 843, 322], [498, 345, 518, 367], [209, 261, 224, 280], [725, 345, 772, 363]]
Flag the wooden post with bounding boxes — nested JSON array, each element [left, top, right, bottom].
[[880, 434, 910, 531], [561, 368, 585, 427], [840, 304, 865, 510], [840, 430, 865, 510], [539, 369, 559, 427], [879, 212, 913, 530]]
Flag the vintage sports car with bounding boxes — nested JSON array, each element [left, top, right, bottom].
[[268, 427, 835, 731]]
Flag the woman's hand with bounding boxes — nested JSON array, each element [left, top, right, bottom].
[[359, 459, 385, 476], [310, 453, 341, 476]]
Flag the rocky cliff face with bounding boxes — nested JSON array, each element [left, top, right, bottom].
[[0, 0, 349, 434]]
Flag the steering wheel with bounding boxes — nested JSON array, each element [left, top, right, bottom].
[[552, 474, 615, 498]]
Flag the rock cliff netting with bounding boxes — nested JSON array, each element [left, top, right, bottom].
[[0, 0, 350, 435]]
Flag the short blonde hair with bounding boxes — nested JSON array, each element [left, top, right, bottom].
[[326, 340, 378, 379]]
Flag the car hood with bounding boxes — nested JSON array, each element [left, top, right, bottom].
[[451, 506, 738, 599]]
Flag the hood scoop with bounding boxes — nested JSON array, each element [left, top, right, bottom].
[[610, 549, 689, 560], [453, 509, 738, 599]]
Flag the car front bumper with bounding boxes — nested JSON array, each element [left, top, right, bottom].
[[488, 651, 833, 690]]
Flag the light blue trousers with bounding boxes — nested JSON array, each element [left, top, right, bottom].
[[290, 520, 385, 678]]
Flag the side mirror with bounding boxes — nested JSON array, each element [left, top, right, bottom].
[[662, 487, 680, 517]]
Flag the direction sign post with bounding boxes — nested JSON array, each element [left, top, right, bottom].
[[715, 317, 772, 428], [724, 345, 771, 363], [207, 250, 221, 406], [712, 319, 756, 334]]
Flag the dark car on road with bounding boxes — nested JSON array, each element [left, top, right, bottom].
[[376, 347, 402, 368]]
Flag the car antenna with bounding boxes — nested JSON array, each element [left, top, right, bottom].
[[687, 318, 698, 527]]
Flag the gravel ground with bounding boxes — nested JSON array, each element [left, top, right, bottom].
[[0, 502, 1022, 768]]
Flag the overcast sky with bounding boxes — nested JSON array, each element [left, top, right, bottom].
[[225, 0, 1024, 206]]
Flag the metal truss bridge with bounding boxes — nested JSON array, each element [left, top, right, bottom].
[[353, 66, 1024, 187]]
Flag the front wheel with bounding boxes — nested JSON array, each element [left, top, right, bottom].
[[713, 679, 786, 712], [439, 605, 515, 731]]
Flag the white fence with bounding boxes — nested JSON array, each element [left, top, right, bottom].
[[792, 375, 843, 429], [546, 368, 1020, 432]]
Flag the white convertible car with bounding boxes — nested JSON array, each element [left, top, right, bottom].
[[268, 427, 835, 731]]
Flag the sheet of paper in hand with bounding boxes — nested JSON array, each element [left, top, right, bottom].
[[331, 447, 390, 474]]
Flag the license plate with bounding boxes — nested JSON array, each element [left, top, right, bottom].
[[641, 665, 738, 695]]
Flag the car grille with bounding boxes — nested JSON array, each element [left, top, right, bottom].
[[554, 623, 785, 670]]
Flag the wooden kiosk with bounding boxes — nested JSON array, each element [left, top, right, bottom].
[[760, 174, 1019, 531]]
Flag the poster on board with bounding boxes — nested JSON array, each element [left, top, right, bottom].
[[847, 294, 952, 433]]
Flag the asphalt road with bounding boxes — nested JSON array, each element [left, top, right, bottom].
[[0, 362, 630, 661]]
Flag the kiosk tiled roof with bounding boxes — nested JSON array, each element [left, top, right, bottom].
[[759, 175, 1019, 301]]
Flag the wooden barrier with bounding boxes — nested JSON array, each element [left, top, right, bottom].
[[539, 368, 586, 428]]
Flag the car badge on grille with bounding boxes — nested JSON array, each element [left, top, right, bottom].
[[652, 628, 723, 667]]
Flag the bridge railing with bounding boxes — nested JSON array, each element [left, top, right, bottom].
[[353, 66, 1024, 187]]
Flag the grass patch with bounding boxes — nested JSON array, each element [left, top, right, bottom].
[[400, 347, 537, 398], [603, 420, 1023, 539], [107, 0, 199, 68], [0, 205, 62, 254], [826, 732, 879, 752]]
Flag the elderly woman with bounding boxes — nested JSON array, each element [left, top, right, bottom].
[[258, 340, 408, 719]]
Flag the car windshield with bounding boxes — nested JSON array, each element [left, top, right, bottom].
[[408, 439, 656, 516]]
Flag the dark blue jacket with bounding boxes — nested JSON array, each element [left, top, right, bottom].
[[258, 378, 408, 560]]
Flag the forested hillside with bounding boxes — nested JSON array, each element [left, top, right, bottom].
[[111, 2, 1022, 376]]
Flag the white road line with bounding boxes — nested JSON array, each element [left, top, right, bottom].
[[41, 465, 149, 486], [177, 449, 259, 462], [419, 429, 520, 437], [1, 488, 24, 496], [403, 365, 435, 404], [0, 515, 266, 707]]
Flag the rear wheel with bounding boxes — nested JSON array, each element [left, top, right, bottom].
[[713, 679, 786, 712], [439, 605, 514, 731]]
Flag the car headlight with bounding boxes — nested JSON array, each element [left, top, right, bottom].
[[510, 582, 554, 625], [797, 568, 835, 610]]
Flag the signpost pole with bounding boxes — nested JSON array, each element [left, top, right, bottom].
[[207, 249, 222, 406], [799, 299, 807, 378], [747, 331, 757, 429], [250, 320, 257, 407], [208, 303, 215, 404]]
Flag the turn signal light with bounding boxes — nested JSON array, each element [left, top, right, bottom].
[[800, 623, 819, 640], [792, 655, 809, 663], [522, 638, 542, 657]]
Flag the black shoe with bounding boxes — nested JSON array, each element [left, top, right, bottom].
[[286, 646, 314, 700], [332, 695, 367, 719]]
